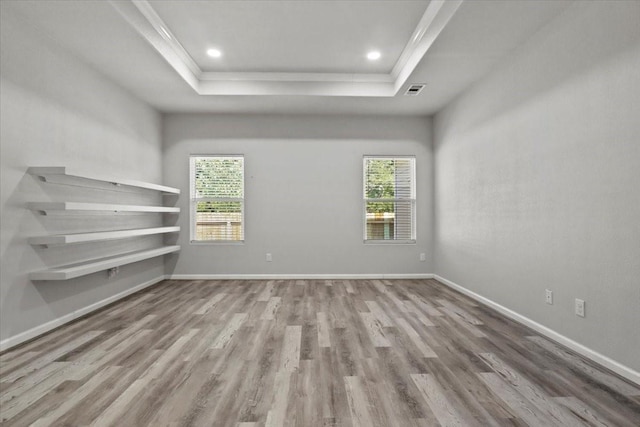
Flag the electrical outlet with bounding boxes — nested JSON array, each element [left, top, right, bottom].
[[266, 253, 272, 262], [419, 253, 426, 262], [545, 289, 553, 305], [575, 298, 585, 317]]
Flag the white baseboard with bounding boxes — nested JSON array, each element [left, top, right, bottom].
[[433, 275, 640, 386], [0, 275, 166, 352], [168, 273, 434, 280]]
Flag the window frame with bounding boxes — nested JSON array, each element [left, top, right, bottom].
[[363, 155, 417, 244], [189, 154, 245, 244]]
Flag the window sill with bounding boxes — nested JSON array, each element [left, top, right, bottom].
[[364, 240, 416, 245], [190, 240, 245, 245]]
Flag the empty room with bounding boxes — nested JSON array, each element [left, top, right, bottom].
[[1, 0, 639, 425]]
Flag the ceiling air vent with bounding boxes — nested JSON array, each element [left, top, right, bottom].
[[404, 84, 426, 96]]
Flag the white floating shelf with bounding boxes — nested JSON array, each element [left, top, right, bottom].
[[28, 202, 180, 215], [29, 226, 180, 246], [28, 167, 180, 195], [29, 245, 181, 281]]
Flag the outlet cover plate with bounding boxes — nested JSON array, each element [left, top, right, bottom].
[[575, 298, 585, 317]]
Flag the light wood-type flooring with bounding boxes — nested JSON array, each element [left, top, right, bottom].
[[1, 279, 639, 426]]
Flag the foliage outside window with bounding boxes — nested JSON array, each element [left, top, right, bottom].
[[363, 156, 416, 242], [190, 156, 244, 242]]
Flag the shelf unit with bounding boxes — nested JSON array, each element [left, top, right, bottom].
[[28, 167, 180, 195], [28, 202, 180, 215], [29, 226, 180, 247], [29, 246, 181, 281], [28, 166, 181, 281]]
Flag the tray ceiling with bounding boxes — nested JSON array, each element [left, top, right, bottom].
[[1, 0, 575, 114], [150, 0, 431, 75], [111, 0, 461, 96]]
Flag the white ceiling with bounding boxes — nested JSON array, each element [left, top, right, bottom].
[[151, 0, 430, 74], [2, 0, 574, 115]]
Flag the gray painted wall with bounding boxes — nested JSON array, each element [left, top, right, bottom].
[[2, 0, 637, 377], [163, 114, 433, 276], [433, 1, 640, 370], [0, 10, 165, 344]]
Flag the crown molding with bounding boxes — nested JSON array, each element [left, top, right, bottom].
[[392, 0, 463, 93], [110, 0, 463, 97], [110, 0, 200, 91], [198, 72, 394, 83]]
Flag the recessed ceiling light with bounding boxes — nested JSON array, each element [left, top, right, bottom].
[[367, 51, 381, 60], [207, 48, 222, 58]]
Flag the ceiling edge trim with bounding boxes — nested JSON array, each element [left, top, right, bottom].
[[109, 0, 200, 91], [111, 0, 463, 97], [199, 72, 394, 83], [197, 80, 395, 97], [392, 0, 464, 92], [131, 0, 201, 78]]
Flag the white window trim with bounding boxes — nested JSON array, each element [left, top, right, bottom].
[[363, 155, 417, 244], [189, 155, 245, 244]]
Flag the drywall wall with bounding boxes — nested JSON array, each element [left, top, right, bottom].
[[0, 9, 165, 348], [163, 114, 433, 277], [434, 1, 640, 371]]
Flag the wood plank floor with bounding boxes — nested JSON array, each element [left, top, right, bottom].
[[1, 279, 639, 426]]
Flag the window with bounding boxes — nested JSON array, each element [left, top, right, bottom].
[[190, 156, 244, 242], [363, 156, 416, 242]]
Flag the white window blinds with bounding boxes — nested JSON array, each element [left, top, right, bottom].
[[190, 156, 244, 242], [363, 156, 416, 242]]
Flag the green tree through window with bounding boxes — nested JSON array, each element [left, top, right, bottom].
[[364, 157, 416, 241], [191, 156, 244, 241]]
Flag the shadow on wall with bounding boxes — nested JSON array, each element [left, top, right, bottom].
[[0, 15, 156, 144], [436, 2, 640, 141]]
